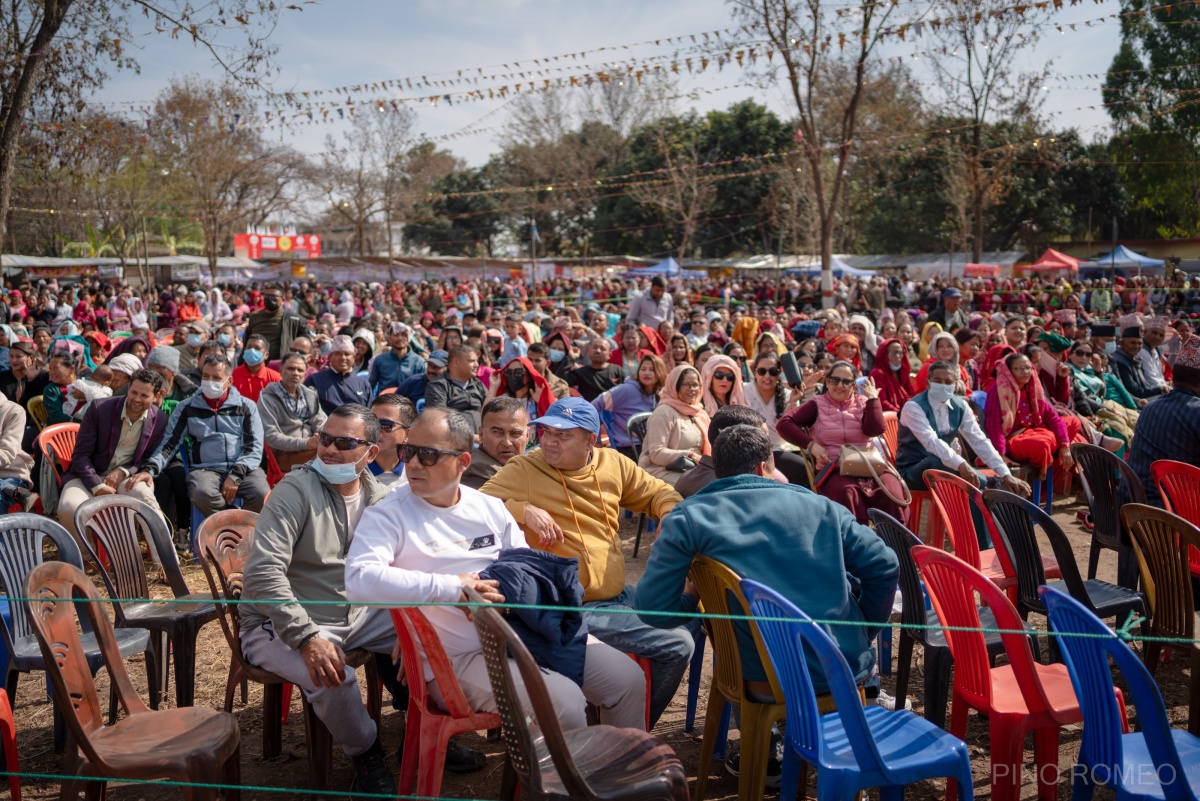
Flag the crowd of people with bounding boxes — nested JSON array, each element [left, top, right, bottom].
[[2, 266, 1199, 793]]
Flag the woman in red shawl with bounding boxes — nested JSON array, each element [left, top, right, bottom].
[[978, 343, 1015, 392], [485, 355, 554, 421], [984, 351, 1083, 478], [825, 333, 863, 371], [609, 323, 660, 379], [867, 338, 914, 412]]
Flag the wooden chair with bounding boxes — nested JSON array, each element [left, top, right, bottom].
[[1072, 443, 1144, 588], [467, 587, 688, 801], [25, 395, 46, 430], [1121, 503, 1200, 735], [74, 495, 218, 707], [25, 561, 241, 801], [195, 510, 382, 792]]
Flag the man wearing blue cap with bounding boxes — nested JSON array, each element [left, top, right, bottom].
[[480, 397, 698, 727], [395, 349, 448, 406], [927, 287, 969, 333]]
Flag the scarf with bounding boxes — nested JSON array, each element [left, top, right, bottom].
[[661, 365, 711, 454], [639, 325, 667, 356], [732, 316, 760, 355], [994, 356, 1046, 435], [825, 333, 862, 371], [978, 343, 1015, 392], [917, 322, 943, 360], [867, 337, 913, 410], [506, 356, 554, 418], [848, 315, 879, 355], [699, 354, 747, 416]]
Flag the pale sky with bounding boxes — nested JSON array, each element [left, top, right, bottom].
[[91, 0, 1124, 165]]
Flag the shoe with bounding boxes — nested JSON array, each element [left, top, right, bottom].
[[445, 739, 486, 774], [876, 689, 912, 711], [12, 488, 37, 512], [352, 738, 395, 796], [724, 743, 782, 789], [1100, 435, 1124, 453], [1076, 510, 1095, 532]]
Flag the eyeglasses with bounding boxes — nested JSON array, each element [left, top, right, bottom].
[[377, 419, 410, 433], [503, 369, 527, 379], [317, 432, 375, 451], [800, 363, 816, 371], [1073, 350, 1093, 357], [756, 367, 781, 377], [399, 444, 465, 466], [825, 376, 855, 387], [712, 371, 737, 382]]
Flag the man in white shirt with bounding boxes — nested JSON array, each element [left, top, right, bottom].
[[1139, 317, 1172, 395], [896, 361, 1031, 496], [345, 407, 647, 732]]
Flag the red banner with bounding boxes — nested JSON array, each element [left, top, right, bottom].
[[234, 233, 321, 260]]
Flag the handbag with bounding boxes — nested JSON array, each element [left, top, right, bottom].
[[666, 456, 696, 473], [839, 445, 912, 507]]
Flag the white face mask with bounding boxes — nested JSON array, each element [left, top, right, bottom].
[[927, 382, 955, 405], [201, 380, 226, 400]]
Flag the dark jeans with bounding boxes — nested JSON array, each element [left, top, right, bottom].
[[774, 450, 810, 489], [155, 462, 190, 530]]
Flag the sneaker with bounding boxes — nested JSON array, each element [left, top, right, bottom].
[[445, 739, 486, 774], [352, 739, 395, 796], [876, 689, 912, 711], [724, 743, 782, 789]]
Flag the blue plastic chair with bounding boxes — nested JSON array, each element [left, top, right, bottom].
[[741, 578, 974, 801], [1041, 586, 1200, 801]]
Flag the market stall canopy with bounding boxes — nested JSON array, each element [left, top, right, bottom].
[[964, 263, 1001, 277], [626, 257, 707, 279], [784, 256, 873, 278], [1079, 245, 1165, 278], [1027, 248, 1080, 271]]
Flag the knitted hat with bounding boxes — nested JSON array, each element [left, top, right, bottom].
[[146, 345, 180, 374], [107, 354, 143, 376]]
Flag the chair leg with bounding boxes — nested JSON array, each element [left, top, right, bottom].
[[779, 748, 803, 801], [712, 701, 732, 762], [222, 743, 241, 801], [1145, 640, 1163, 677], [633, 513, 646, 557], [924, 647, 953, 731], [0, 690, 18, 801], [262, 683, 284, 760], [302, 696, 333, 791], [989, 723, 1027, 801], [397, 699, 422, 795], [152, 631, 169, 708], [499, 757, 518, 801], [691, 686, 726, 801], [945, 694, 970, 801], [1033, 726, 1061, 801], [417, 716, 452, 801], [684, 628, 706, 733], [895, 633, 914, 711], [1087, 539, 1100, 581], [1189, 647, 1200, 737], [223, 662, 242, 713], [736, 703, 772, 801]]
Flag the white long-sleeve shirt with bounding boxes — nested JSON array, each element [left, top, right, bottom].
[[899, 396, 1011, 478], [344, 483, 527, 679]]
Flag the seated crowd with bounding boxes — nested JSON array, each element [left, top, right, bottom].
[[2, 269, 1199, 796]]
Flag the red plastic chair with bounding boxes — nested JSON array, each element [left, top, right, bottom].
[[0, 688, 18, 801], [881, 411, 900, 462], [912, 546, 1127, 801], [389, 607, 502, 800], [880, 412, 944, 545], [35, 422, 80, 486], [1150, 459, 1200, 578], [377, 387, 397, 395]]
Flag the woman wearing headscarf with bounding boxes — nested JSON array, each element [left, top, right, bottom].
[[72, 293, 96, 327], [916, 321, 942, 361], [484, 355, 554, 422], [985, 351, 1083, 479], [106, 335, 151, 365], [179, 292, 204, 324], [129, 296, 149, 330], [731, 314, 760, 356], [848, 315, 879, 373], [350, 328, 376, 374], [867, 338, 915, 412], [202, 289, 232, 323], [755, 331, 787, 357], [699, 353, 747, 416], [664, 333, 693, 372], [914, 331, 969, 394], [825, 332, 863, 372], [639, 363, 710, 487], [107, 293, 132, 332], [156, 290, 178, 330], [5, 290, 27, 323], [978, 342, 1015, 393]]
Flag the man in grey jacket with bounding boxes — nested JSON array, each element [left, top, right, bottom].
[[239, 404, 396, 794]]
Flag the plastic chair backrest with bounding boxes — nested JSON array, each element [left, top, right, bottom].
[[741, 579, 886, 775], [1121, 504, 1199, 643], [36, 422, 79, 474], [25, 562, 152, 764], [688, 555, 783, 708], [984, 489, 1086, 615], [925, 470, 984, 567], [0, 515, 83, 652], [626, 412, 652, 460], [1040, 586, 1191, 801], [882, 411, 899, 463], [912, 545, 1051, 717], [868, 509, 927, 632], [195, 510, 259, 664], [1150, 460, 1200, 574], [26, 396, 46, 430], [74, 495, 191, 611], [469, 588, 591, 800], [1073, 443, 1145, 553], [389, 607, 476, 719]]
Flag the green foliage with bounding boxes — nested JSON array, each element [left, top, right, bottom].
[[403, 159, 505, 256]]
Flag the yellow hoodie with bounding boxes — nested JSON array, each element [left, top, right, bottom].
[[480, 447, 681, 602]]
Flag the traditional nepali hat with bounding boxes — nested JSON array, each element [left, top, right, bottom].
[[1117, 313, 1143, 329], [1146, 316, 1171, 331], [1053, 309, 1077, 325], [1176, 333, 1200, 369]]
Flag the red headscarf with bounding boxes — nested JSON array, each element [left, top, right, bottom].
[[993, 353, 1046, 435], [505, 356, 554, 418], [978, 343, 1015, 392], [866, 338, 913, 413], [825, 333, 862, 371], [639, 325, 667, 356]]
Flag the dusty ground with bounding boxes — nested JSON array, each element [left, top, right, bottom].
[[7, 493, 1196, 800]]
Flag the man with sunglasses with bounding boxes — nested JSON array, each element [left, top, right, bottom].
[[479, 397, 696, 728], [241, 403, 397, 796], [346, 407, 647, 733], [368, 393, 416, 487]]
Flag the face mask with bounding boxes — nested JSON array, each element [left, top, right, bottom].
[[1105, 341, 1117, 355], [927, 382, 955, 405], [310, 455, 362, 485], [217, 333, 232, 347], [549, 349, 566, 363], [505, 373, 527, 394], [201, 380, 226, 400], [243, 348, 264, 366], [319, 341, 333, 357], [889, 361, 901, 371], [187, 334, 202, 348], [263, 296, 281, 312]]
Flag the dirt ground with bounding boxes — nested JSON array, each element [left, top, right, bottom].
[[7, 493, 1196, 800]]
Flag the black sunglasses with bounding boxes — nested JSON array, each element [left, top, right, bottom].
[[825, 376, 855, 387], [1074, 350, 1093, 357], [377, 419, 410, 432], [399, 444, 466, 467], [712, 370, 737, 382], [317, 432, 375, 451], [756, 367, 781, 377]]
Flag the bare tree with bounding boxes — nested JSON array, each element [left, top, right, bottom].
[[628, 120, 716, 262], [928, 0, 1051, 261]]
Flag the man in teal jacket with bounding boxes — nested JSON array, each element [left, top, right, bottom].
[[635, 424, 898, 694]]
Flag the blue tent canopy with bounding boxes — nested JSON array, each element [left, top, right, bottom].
[[1080, 245, 1165, 279], [627, 257, 706, 278], [784, 256, 873, 279]]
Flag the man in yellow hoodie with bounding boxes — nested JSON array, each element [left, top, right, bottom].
[[480, 397, 696, 727]]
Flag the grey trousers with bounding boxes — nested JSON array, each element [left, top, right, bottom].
[[187, 468, 270, 516], [241, 607, 395, 757]]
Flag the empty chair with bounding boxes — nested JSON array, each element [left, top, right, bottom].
[[984, 490, 1147, 637], [0, 514, 155, 752], [913, 545, 1101, 801], [74, 494, 218, 707], [1151, 459, 1200, 578], [26, 395, 46, 431], [626, 411, 655, 557], [926, 469, 1015, 589], [467, 587, 688, 801], [1073, 442, 1144, 588], [1040, 585, 1198, 801], [25, 561, 241, 801], [741, 578, 973, 801], [1122, 503, 1200, 736]]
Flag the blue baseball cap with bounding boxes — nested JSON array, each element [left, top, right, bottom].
[[530, 397, 601, 436], [427, 350, 449, 367]]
